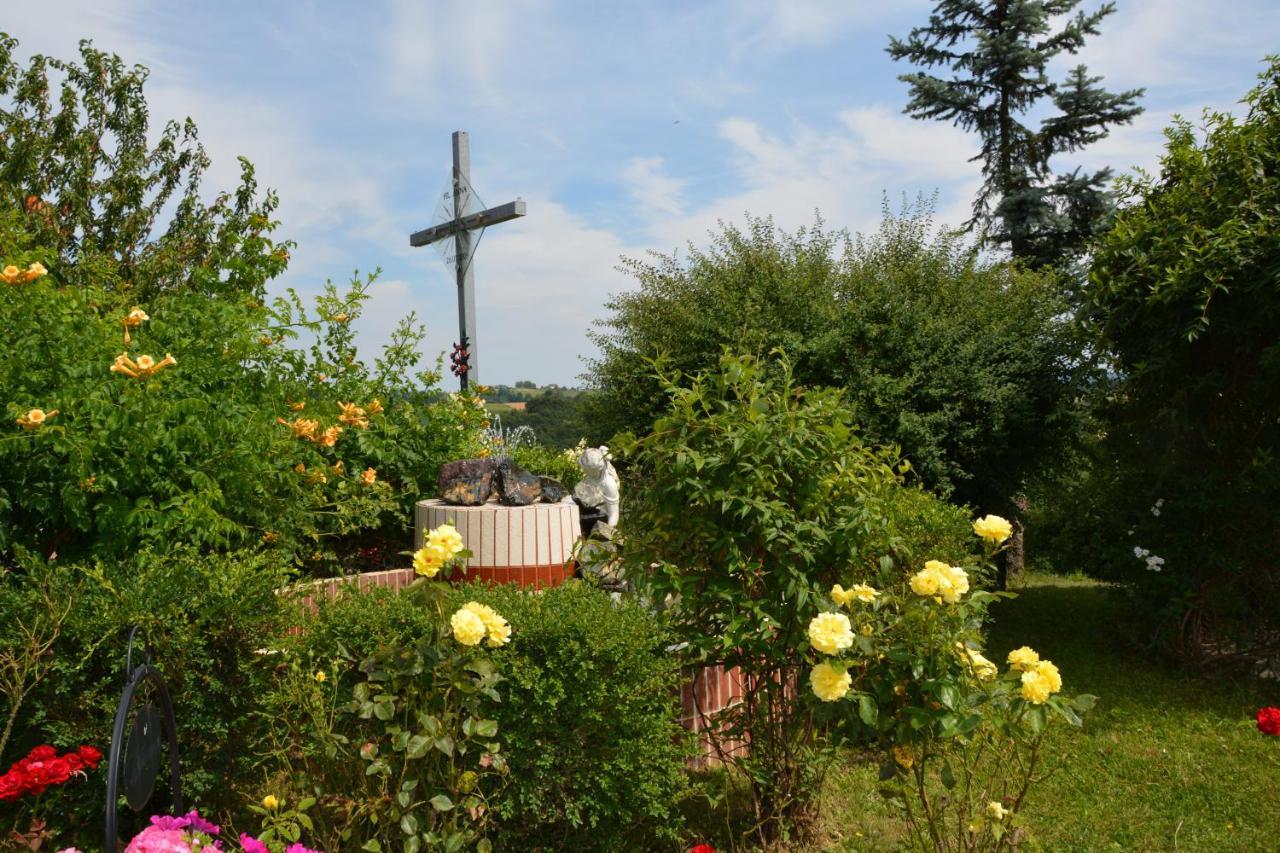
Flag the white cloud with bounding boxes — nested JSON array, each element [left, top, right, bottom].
[[647, 107, 980, 249], [382, 0, 551, 107], [729, 0, 930, 53], [620, 156, 686, 218]]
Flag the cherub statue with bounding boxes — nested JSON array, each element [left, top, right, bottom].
[[574, 445, 620, 528]]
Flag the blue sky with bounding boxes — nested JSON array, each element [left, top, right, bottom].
[[8, 0, 1279, 386]]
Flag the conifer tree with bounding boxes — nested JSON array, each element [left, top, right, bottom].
[[888, 1, 1143, 269]]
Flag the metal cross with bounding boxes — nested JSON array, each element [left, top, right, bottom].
[[409, 131, 526, 390]]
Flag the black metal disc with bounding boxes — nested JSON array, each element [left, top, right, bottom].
[[123, 703, 162, 812]]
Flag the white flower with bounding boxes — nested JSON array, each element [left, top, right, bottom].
[[1133, 546, 1149, 559]]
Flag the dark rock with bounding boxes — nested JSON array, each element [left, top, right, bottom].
[[438, 458, 496, 505], [496, 460, 542, 506], [538, 476, 570, 503]]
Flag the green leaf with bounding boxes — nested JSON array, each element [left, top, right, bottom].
[[1072, 693, 1098, 713], [473, 719, 499, 738], [399, 814, 418, 836], [430, 794, 454, 812], [940, 761, 956, 789], [858, 694, 879, 727], [361, 840, 382, 852], [405, 735, 430, 759]]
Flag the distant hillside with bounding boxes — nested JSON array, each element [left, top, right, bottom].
[[482, 384, 598, 450]]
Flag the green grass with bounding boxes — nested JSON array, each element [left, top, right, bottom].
[[811, 573, 1280, 851]]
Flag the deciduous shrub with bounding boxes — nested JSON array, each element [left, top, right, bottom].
[[808, 528, 1094, 850], [1060, 58, 1280, 665], [616, 352, 979, 844], [587, 205, 1085, 515], [0, 547, 290, 846], [451, 580, 692, 851]]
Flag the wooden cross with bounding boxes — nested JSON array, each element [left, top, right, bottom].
[[410, 131, 526, 390]]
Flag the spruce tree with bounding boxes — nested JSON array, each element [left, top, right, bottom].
[[888, 1, 1144, 269]]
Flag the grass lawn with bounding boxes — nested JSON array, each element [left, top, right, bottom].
[[809, 572, 1280, 851]]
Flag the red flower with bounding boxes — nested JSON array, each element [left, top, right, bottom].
[[0, 772, 25, 801], [1257, 706, 1280, 736], [0, 744, 102, 800], [77, 745, 103, 769], [691, 845, 716, 853]]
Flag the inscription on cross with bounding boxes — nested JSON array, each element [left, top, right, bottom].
[[410, 131, 526, 390]]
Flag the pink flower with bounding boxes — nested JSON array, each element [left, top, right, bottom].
[[284, 845, 322, 853], [183, 811, 220, 836], [124, 826, 194, 853], [239, 835, 270, 853]]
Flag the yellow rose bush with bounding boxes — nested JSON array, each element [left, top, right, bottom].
[[619, 353, 980, 845], [805, 523, 1095, 851], [259, 564, 512, 851]]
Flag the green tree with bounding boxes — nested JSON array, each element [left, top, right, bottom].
[[0, 34, 289, 299], [888, 1, 1143, 269], [587, 206, 1084, 517], [1048, 59, 1280, 663]]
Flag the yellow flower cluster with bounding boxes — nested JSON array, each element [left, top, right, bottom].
[[832, 582, 878, 606], [338, 401, 370, 429], [122, 306, 149, 343], [110, 352, 176, 379], [958, 644, 998, 681], [413, 522, 466, 578], [451, 601, 511, 647], [276, 417, 342, 446], [16, 408, 57, 430], [973, 514, 1013, 544], [1006, 646, 1039, 671], [2, 262, 47, 285], [909, 559, 970, 603], [809, 662, 851, 702], [1019, 658, 1062, 704], [808, 611, 854, 655]]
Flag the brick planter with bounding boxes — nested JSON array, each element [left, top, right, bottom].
[[416, 498, 580, 588]]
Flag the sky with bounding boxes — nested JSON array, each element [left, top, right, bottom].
[[6, 0, 1279, 386]]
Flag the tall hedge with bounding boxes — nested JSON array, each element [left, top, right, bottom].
[[1068, 58, 1280, 663]]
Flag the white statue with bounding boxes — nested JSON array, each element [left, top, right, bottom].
[[574, 445, 620, 528]]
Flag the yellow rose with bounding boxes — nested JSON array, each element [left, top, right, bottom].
[[23, 262, 47, 281], [1006, 646, 1040, 672], [965, 649, 998, 681], [808, 611, 854, 655], [914, 561, 967, 602], [314, 670, 327, 682], [860, 624, 873, 636], [973, 514, 1013, 544], [809, 662, 851, 702], [262, 794, 280, 810], [361, 467, 377, 486], [831, 584, 855, 607], [986, 801, 1007, 821], [851, 583, 879, 603], [462, 602, 511, 647], [909, 566, 940, 597], [938, 563, 969, 604], [1, 265, 20, 284], [413, 544, 446, 577], [427, 523, 465, 560], [450, 608, 487, 646], [1019, 660, 1061, 704]]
